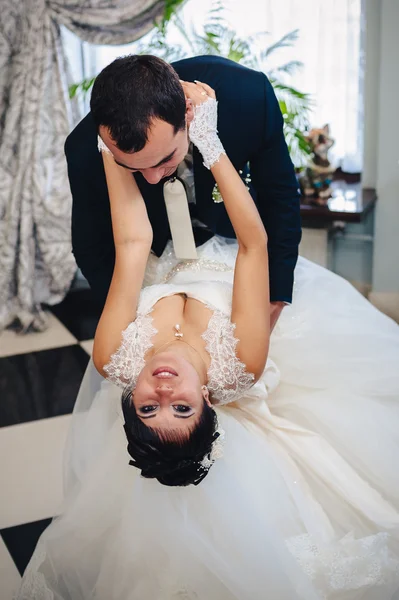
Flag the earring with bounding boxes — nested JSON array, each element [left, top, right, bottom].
[[202, 385, 208, 391]]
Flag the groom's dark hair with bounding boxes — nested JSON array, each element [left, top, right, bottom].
[[90, 54, 186, 153]]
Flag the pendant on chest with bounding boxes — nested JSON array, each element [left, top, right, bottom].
[[174, 324, 184, 339]]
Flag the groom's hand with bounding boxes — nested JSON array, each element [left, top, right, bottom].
[[270, 302, 285, 332]]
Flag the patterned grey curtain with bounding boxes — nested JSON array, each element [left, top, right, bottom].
[[0, 0, 167, 332]]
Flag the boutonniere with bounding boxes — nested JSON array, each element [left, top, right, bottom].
[[212, 169, 252, 203]]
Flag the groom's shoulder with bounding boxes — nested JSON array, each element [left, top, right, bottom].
[[65, 112, 97, 166], [171, 55, 266, 86], [172, 54, 248, 70]]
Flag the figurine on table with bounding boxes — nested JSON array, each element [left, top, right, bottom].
[[299, 124, 336, 206]]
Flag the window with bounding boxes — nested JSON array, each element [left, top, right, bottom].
[[63, 0, 363, 170]]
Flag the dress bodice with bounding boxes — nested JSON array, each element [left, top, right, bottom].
[[104, 280, 255, 405]]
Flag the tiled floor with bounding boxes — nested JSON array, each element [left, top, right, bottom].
[[0, 289, 99, 599]]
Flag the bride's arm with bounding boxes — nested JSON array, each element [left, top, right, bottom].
[[212, 156, 270, 381], [184, 81, 270, 379], [92, 148, 153, 376]]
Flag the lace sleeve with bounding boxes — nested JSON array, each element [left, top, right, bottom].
[[202, 310, 255, 405], [188, 98, 226, 170], [103, 314, 157, 389]]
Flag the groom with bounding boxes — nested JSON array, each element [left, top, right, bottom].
[[65, 54, 301, 328]]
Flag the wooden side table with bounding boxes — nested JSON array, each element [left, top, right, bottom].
[[299, 181, 377, 267]]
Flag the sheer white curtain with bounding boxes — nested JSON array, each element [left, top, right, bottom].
[[65, 0, 364, 171], [256, 0, 364, 172]]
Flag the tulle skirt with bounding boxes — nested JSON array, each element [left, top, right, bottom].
[[16, 252, 399, 599]]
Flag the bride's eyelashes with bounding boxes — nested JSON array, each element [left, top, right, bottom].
[[138, 403, 195, 418], [173, 405, 193, 414], [139, 405, 158, 414]]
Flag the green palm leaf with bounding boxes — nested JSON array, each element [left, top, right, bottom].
[[260, 29, 300, 59]]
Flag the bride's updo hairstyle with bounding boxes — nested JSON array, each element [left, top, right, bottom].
[[121, 388, 220, 486]]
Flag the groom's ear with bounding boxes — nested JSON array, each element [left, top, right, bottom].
[[185, 98, 195, 126]]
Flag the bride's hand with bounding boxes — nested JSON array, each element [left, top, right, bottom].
[[180, 80, 225, 170], [180, 80, 216, 106]]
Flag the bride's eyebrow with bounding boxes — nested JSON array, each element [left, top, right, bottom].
[[174, 414, 194, 419], [140, 413, 194, 420]]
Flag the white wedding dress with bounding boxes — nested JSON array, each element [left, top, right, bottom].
[[16, 236, 399, 600]]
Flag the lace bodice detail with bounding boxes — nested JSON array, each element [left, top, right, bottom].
[[201, 309, 255, 404], [104, 314, 157, 387], [104, 303, 255, 405]]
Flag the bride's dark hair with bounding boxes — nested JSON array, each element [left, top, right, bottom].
[[121, 388, 220, 486]]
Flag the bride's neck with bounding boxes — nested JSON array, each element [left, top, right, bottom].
[[149, 340, 208, 385]]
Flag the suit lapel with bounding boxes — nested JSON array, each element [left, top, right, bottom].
[[192, 146, 217, 230], [192, 144, 248, 235], [135, 174, 170, 257]]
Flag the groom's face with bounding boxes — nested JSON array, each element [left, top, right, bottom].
[[99, 102, 195, 185]]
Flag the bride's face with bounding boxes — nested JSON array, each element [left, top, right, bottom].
[[132, 351, 211, 433]]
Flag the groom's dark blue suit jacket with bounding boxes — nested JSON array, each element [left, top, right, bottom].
[[65, 55, 301, 308]]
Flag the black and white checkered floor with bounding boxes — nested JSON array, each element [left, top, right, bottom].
[[0, 288, 101, 599]]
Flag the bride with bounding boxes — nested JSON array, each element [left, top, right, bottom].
[[17, 83, 399, 599]]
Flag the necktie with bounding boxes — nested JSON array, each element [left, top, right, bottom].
[[163, 178, 198, 259]]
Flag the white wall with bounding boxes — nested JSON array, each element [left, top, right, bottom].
[[365, 0, 399, 321]]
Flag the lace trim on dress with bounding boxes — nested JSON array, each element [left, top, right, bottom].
[[15, 541, 54, 599], [286, 532, 399, 598], [202, 309, 255, 405], [103, 313, 157, 389], [103, 296, 255, 403], [162, 259, 233, 283], [143, 236, 237, 288]]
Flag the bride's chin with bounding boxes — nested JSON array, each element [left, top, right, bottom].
[[149, 351, 187, 368]]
